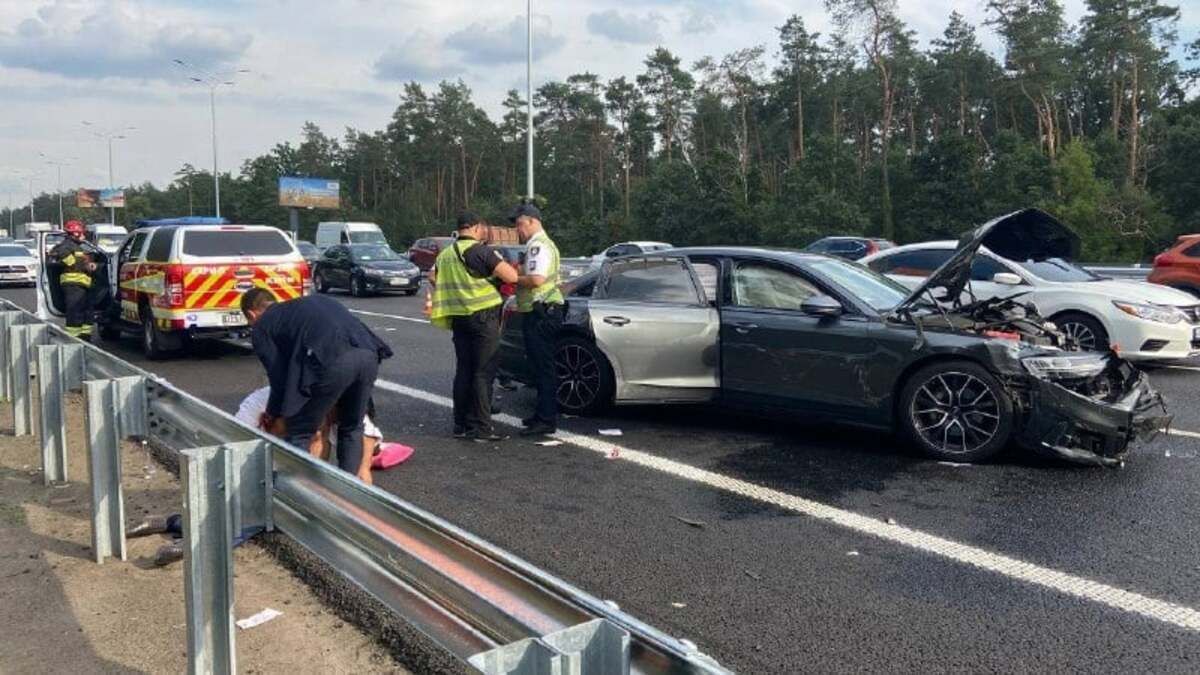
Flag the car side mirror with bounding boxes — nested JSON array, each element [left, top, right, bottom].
[[992, 272, 1023, 286], [801, 294, 843, 318]]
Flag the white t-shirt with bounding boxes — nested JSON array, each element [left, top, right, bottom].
[[524, 233, 554, 277], [236, 387, 382, 439]]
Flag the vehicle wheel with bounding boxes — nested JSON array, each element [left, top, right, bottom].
[[350, 276, 365, 297], [314, 272, 328, 294], [554, 336, 615, 416], [899, 360, 1015, 463], [403, 289, 418, 296], [141, 311, 180, 360], [1053, 312, 1109, 352]]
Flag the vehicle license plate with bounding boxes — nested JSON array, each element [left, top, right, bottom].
[[222, 311, 245, 326], [389, 278, 404, 286]]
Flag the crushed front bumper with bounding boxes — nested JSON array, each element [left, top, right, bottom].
[[1017, 367, 1171, 467]]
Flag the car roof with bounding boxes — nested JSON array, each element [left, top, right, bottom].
[[859, 241, 957, 261]]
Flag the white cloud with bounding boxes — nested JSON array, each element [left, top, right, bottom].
[[374, 31, 462, 81], [0, 0, 250, 80], [445, 14, 565, 65], [587, 10, 665, 45]]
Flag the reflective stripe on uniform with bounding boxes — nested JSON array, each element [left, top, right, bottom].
[[429, 240, 502, 330], [61, 272, 92, 288]]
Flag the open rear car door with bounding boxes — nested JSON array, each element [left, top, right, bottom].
[[37, 230, 115, 321]]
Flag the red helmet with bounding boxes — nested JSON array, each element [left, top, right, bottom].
[[64, 220, 85, 235]]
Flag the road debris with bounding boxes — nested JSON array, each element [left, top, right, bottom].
[[236, 608, 283, 630], [598, 428, 623, 436], [847, 550, 860, 557], [535, 440, 564, 447], [606, 447, 620, 459], [672, 516, 706, 528], [744, 570, 762, 581], [937, 461, 973, 468], [670, 602, 687, 608], [886, 517, 898, 525]]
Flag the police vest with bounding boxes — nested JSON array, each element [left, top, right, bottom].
[[429, 240, 503, 330], [516, 232, 564, 312]]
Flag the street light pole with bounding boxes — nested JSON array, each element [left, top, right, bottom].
[[210, 87, 220, 219], [173, 60, 249, 220], [82, 122, 135, 226], [55, 163, 63, 227], [526, 0, 534, 201]]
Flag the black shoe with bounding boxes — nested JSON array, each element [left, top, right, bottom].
[[453, 425, 467, 438], [521, 416, 538, 428], [520, 422, 557, 437], [467, 430, 508, 443], [153, 542, 184, 567], [128, 515, 170, 538]]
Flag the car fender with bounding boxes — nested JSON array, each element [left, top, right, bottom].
[[1013, 288, 1116, 335]]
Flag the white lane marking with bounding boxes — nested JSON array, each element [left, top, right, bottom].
[[1160, 365, 1200, 373], [374, 377, 1200, 633], [348, 308, 429, 325], [1169, 429, 1200, 440]]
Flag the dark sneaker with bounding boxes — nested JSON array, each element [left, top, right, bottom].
[[153, 542, 184, 567], [520, 422, 557, 437], [128, 515, 171, 538], [453, 425, 467, 438], [521, 416, 538, 428], [467, 430, 509, 443]]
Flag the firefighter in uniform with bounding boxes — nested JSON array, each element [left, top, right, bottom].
[[510, 203, 564, 437], [49, 220, 96, 339], [429, 212, 519, 442]]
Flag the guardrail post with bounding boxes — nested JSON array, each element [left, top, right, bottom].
[[10, 323, 49, 436], [469, 620, 631, 675], [468, 639, 566, 675], [37, 344, 81, 485], [0, 310, 23, 401], [182, 445, 236, 675], [83, 376, 146, 564]]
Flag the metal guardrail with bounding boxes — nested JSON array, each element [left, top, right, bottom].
[[1081, 263, 1152, 280], [0, 300, 728, 675]]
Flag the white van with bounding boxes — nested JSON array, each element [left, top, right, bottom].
[[315, 222, 387, 250], [86, 223, 128, 253]]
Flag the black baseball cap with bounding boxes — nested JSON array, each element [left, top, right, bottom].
[[456, 211, 482, 229], [507, 203, 542, 223]]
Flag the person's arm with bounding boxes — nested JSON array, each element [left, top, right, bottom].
[[493, 260, 518, 284], [466, 245, 517, 284]]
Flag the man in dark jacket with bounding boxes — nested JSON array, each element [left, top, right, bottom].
[[240, 288, 393, 477]]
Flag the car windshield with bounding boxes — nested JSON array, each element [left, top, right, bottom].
[[349, 230, 386, 244], [1016, 257, 1099, 282], [808, 257, 911, 311], [297, 242, 318, 256], [0, 245, 31, 257], [96, 234, 125, 248], [181, 229, 294, 257], [351, 244, 402, 262]]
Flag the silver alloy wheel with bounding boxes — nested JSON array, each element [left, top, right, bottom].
[[555, 343, 601, 412], [1060, 320, 1098, 350], [314, 273, 325, 292], [910, 371, 1002, 455]]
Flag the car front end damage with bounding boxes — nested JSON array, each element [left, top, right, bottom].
[[1012, 352, 1171, 467]]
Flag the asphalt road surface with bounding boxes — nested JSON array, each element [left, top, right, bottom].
[[7, 285, 1200, 672]]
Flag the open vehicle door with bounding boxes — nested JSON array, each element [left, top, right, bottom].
[[37, 230, 115, 319], [590, 254, 720, 402]]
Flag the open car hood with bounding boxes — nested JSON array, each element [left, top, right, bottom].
[[895, 208, 1079, 312]]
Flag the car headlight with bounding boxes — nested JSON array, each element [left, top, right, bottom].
[[1022, 353, 1109, 379], [1112, 301, 1186, 324]]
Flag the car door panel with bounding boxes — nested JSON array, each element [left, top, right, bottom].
[[591, 257, 718, 402]]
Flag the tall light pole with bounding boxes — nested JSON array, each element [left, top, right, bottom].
[[40, 154, 75, 228], [82, 122, 136, 226], [525, 0, 535, 199], [174, 59, 250, 219]]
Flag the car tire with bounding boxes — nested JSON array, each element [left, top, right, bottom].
[[1052, 312, 1109, 352], [314, 272, 328, 294], [402, 289, 417, 296], [141, 311, 181, 360], [899, 360, 1015, 463], [350, 276, 366, 297], [554, 336, 615, 416], [98, 322, 122, 341]]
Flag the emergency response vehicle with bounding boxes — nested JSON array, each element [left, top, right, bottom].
[[39, 217, 312, 358]]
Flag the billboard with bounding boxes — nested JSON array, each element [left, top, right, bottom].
[[279, 177, 340, 209], [77, 188, 126, 208]]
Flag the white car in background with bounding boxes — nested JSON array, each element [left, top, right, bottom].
[[861, 241, 1200, 362], [590, 241, 673, 269], [0, 243, 39, 286]]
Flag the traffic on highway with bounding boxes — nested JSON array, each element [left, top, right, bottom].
[[9, 204, 1200, 672]]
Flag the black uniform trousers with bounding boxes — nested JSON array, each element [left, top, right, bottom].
[[521, 302, 563, 426], [62, 283, 92, 336], [284, 347, 379, 473], [451, 306, 502, 433]]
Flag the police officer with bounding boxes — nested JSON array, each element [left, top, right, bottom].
[[429, 211, 519, 442], [510, 203, 564, 436], [49, 220, 96, 339]]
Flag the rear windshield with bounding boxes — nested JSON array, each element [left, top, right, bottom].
[[182, 230, 294, 257], [349, 230, 387, 244]]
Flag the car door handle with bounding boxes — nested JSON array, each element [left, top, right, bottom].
[[733, 321, 758, 334], [603, 316, 631, 326]]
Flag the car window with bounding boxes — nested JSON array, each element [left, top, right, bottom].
[[604, 259, 700, 304], [413, 239, 426, 250], [807, 257, 910, 311], [350, 244, 400, 261], [0, 245, 31, 257], [970, 256, 1011, 282], [1016, 258, 1100, 282], [124, 232, 149, 262], [1184, 242, 1200, 258], [689, 260, 719, 302], [144, 227, 176, 262], [349, 230, 386, 245], [732, 263, 819, 310], [868, 249, 953, 277], [830, 240, 866, 255], [182, 229, 294, 257]]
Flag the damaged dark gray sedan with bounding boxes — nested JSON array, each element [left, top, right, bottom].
[[498, 209, 1171, 465]]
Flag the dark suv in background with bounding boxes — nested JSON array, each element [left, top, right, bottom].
[[804, 236, 895, 261]]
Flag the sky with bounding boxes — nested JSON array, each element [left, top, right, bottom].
[[0, 0, 1196, 209]]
